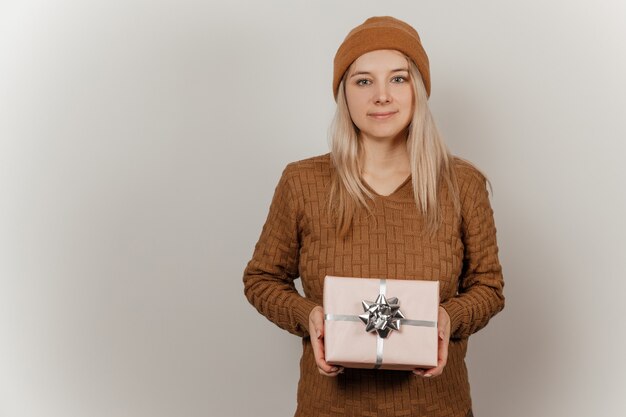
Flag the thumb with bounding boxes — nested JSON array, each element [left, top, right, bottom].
[[317, 325, 324, 339]]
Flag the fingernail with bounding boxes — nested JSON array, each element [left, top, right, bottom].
[[424, 373, 432, 377], [331, 367, 338, 372]]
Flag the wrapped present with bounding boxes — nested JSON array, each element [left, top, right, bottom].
[[323, 275, 439, 371]]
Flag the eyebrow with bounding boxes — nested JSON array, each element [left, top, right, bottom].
[[349, 68, 409, 78]]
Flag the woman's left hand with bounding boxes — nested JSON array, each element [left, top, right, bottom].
[[413, 306, 451, 378]]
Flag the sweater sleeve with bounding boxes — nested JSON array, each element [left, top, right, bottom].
[[440, 173, 505, 340], [242, 164, 320, 338]]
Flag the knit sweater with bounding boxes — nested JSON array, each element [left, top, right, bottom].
[[242, 152, 505, 417]]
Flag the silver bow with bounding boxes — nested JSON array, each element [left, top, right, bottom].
[[358, 294, 406, 338]]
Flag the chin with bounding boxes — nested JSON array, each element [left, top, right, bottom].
[[366, 128, 405, 138]]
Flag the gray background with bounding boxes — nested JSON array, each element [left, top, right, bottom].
[[1, 1, 625, 416]]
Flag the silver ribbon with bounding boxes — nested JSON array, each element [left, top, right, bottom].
[[359, 293, 404, 338], [325, 279, 436, 369]]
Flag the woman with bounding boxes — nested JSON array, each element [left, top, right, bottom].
[[243, 16, 505, 417]]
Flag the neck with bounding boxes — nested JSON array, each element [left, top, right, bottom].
[[358, 131, 410, 175]]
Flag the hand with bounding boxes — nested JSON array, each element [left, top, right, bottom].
[[413, 306, 451, 378], [308, 306, 344, 377]]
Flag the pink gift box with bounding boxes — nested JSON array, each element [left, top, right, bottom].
[[323, 275, 439, 371]]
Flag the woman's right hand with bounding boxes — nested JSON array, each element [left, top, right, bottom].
[[308, 306, 344, 377]]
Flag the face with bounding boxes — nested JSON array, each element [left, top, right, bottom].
[[344, 49, 415, 143]]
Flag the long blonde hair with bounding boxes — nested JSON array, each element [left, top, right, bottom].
[[327, 54, 468, 238]]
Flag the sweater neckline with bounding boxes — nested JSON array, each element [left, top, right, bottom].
[[362, 173, 412, 199]]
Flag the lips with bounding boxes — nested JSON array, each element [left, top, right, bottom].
[[368, 111, 398, 119]]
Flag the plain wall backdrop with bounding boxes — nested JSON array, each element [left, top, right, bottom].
[[1, 1, 625, 416]]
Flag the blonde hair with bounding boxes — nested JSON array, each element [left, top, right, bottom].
[[327, 54, 479, 238]]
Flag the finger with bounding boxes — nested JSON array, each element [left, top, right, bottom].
[[310, 313, 344, 377], [316, 352, 337, 373], [315, 342, 344, 376], [423, 364, 443, 377], [440, 335, 450, 372], [317, 325, 324, 340], [311, 336, 330, 371], [421, 356, 445, 377], [311, 331, 342, 375], [423, 363, 447, 377], [317, 365, 345, 377]]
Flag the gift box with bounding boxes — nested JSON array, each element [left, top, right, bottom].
[[323, 275, 439, 371]]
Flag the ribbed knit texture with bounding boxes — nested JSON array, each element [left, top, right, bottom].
[[332, 16, 431, 100], [243, 153, 505, 417]]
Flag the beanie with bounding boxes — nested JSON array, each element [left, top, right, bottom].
[[332, 16, 430, 101]]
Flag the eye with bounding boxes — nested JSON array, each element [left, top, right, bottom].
[[356, 78, 371, 86], [392, 76, 407, 83]]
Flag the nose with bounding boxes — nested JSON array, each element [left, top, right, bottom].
[[374, 84, 391, 104]]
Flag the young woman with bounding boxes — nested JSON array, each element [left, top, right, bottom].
[[243, 16, 505, 417]]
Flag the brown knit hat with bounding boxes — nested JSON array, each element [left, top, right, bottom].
[[333, 16, 430, 101]]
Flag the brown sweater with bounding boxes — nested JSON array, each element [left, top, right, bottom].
[[242, 152, 505, 417]]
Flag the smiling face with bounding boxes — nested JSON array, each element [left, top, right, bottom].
[[344, 49, 415, 143]]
